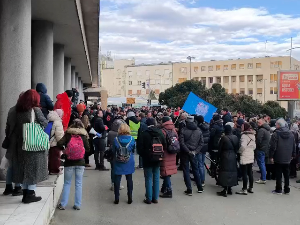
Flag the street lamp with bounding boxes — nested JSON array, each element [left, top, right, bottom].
[[286, 37, 300, 70], [187, 56, 195, 80]]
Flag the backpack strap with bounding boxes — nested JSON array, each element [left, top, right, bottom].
[[116, 136, 133, 148], [126, 137, 133, 148]]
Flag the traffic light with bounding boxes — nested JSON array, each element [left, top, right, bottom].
[[142, 82, 146, 89]]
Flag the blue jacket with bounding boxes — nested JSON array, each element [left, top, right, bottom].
[[36, 83, 54, 118], [112, 135, 136, 175]]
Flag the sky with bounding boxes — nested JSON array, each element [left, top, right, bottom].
[[99, 0, 300, 64]]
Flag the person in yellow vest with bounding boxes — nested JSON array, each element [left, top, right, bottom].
[[126, 111, 142, 168]]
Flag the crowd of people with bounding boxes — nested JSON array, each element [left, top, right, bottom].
[[1, 86, 299, 209]]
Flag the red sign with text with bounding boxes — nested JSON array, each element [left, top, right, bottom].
[[278, 71, 300, 100]]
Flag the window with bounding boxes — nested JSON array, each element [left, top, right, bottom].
[[164, 80, 170, 85], [239, 76, 245, 82], [256, 63, 262, 68], [128, 90, 132, 95], [248, 63, 253, 69], [129, 81, 132, 85], [270, 87, 274, 94], [209, 77, 213, 83], [232, 89, 237, 94], [274, 87, 278, 94], [181, 67, 187, 73], [224, 65, 229, 70], [155, 69, 160, 75], [270, 87, 278, 95], [146, 89, 150, 94], [201, 66, 206, 71], [231, 64, 236, 70], [239, 64, 245, 69], [274, 61, 282, 68], [164, 69, 170, 77], [138, 81, 141, 85], [240, 88, 245, 95], [248, 89, 253, 95], [274, 73, 278, 81], [155, 89, 160, 94], [137, 90, 141, 95], [193, 77, 200, 81], [156, 79, 161, 84], [208, 66, 213, 71], [216, 65, 221, 71], [257, 88, 263, 94], [178, 78, 187, 83], [194, 67, 199, 73], [225, 89, 228, 93], [232, 76, 236, 82], [128, 71, 133, 77]]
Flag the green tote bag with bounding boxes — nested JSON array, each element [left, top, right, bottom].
[[22, 109, 50, 152]]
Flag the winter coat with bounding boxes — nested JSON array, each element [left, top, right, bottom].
[[4, 106, 17, 161], [104, 112, 114, 130], [239, 131, 256, 165], [47, 111, 64, 147], [269, 127, 296, 164], [36, 83, 54, 118], [138, 126, 167, 168], [222, 112, 232, 127], [209, 119, 224, 151], [92, 116, 107, 139], [218, 133, 239, 187], [54, 92, 72, 131], [233, 127, 242, 141], [57, 127, 90, 167], [256, 123, 271, 155], [12, 107, 48, 185], [112, 135, 136, 175], [160, 121, 178, 177], [180, 121, 203, 154], [198, 123, 210, 153]]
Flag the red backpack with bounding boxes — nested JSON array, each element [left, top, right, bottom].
[[65, 135, 85, 160]]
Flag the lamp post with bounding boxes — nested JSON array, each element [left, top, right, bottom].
[[187, 56, 195, 80], [286, 37, 300, 70]]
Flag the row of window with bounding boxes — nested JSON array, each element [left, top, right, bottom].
[[127, 89, 160, 95], [224, 87, 278, 95], [128, 80, 170, 85], [128, 69, 171, 77]]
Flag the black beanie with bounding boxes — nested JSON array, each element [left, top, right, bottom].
[[224, 124, 232, 134], [213, 114, 221, 121], [162, 116, 171, 124], [146, 118, 156, 126], [65, 90, 73, 98]]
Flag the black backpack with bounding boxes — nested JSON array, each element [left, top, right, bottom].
[[115, 137, 133, 163], [163, 129, 180, 154], [149, 135, 164, 162]]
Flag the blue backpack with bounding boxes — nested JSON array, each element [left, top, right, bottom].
[[44, 122, 54, 140]]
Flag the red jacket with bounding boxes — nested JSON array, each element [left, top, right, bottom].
[[160, 121, 178, 177], [54, 92, 71, 131]]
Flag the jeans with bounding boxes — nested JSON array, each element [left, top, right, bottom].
[[22, 184, 36, 190], [60, 166, 85, 208], [240, 163, 253, 190], [114, 174, 133, 200], [110, 162, 115, 184], [256, 151, 266, 181], [93, 138, 106, 167], [162, 176, 172, 191], [196, 153, 206, 183], [139, 156, 143, 168], [181, 153, 202, 190], [6, 166, 21, 187], [275, 163, 290, 193], [144, 166, 160, 201]]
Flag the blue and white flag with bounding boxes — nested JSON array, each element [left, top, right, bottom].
[[182, 92, 217, 123]]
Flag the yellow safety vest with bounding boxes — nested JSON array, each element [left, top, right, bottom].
[[129, 120, 140, 140]]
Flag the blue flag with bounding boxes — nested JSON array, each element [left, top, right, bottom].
[[182, 92, 217, 123]]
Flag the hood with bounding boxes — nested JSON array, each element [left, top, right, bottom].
[[116, 135, 133, 145], [141, 117, 147, 123], [186, 121, 198, 130], [276, 127, 292, 139], [242, 130, 256, 135], [56, 92, 69, 101], [162, 120, 175, 130], [259, 123, 270, 131], [47, 111, 62, 122], [147, 126, 162, 136], [66, 127, 88, 137], [214, 119, 223, 126], [36, 83, 47, 94], [128, 116, 140, 124], [199, 123, 209, 131]]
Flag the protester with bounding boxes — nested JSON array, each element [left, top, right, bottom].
[[104, 107, 114, 130], [54, 90, 73, 131], [289, 123, 299, 178], [217, 125, 239, 197], [48, 109, 64, 175], [236, 122, 256, 195], [269, 118, 295, 195], [36, 83, 54, 118], [138, 118, 166, 204], [112, 123, 135, 204], [221, 108, 232, 127], [176, 112, 187, 169], [57, 119, 90, 210], [255, 118, 271, 184]]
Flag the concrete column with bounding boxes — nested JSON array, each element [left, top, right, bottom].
[[64, 57, 71, 91], [205, 77, 209, 88], [253, 75, 257, 100], [75, 73, 79, 90], [221, 76, 224, 87], [53, 44, 64, 98], [245, 75, 248, 95], [213, 77, 217, 84], [101, 89, 108, 110], [0, 0, 31, 164], [78, 77, 82, 100], [228, 76, 232, 93], [71, 66, 76, 88], [236, 75, 240, 94], [31, 20, 54, 98]]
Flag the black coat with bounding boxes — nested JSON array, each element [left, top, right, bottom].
[[218, 133, 239, 187], [104, 112, 114, 130], [180, 122, 203, 154], [36, 83, 54, 118], [198, 123, 210, 153], [209, 119, 224, 151], [92, 116, 107, 139], [222, 113, 232, 127], [256, 123, 271, 155]]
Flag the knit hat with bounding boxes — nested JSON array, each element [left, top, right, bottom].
[[65, 90, 73, 98], [162, 116, 171, 124], [237, 119, 245, 126], [243, 122, 251, 131], [127, 111, 135, 118], [224, 124, 232, 134], [76, 104, 85, 113], [55, 109, 64, 119], [146, 118, 156, 126], [186, 116, 194, 123], [213, 114, 221, 121]]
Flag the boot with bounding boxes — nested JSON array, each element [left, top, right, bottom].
[[3, 184, 13, 195], [12, 186, 22, 196], [217, 188, 227, 197], [160, 190, 172, 198], [22, 189, 28, 203], [128, 195, 133, 204], [23, 190, 42, 204]]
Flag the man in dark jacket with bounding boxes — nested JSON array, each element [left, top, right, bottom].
[[36, 83, 54, 118], [255, 118, 271, 184], [221, 108, 232, 127], [92, 110, 109, 171], [180, 116, 204, 195], [104, 107, 114, 130], [269, 118, 296, 194], [138, 118, 167, 204]]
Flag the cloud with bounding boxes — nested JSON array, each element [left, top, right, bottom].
[[100, 0, 300, 63]]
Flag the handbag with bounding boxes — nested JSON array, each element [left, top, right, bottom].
[[22, 109, 50, 152]]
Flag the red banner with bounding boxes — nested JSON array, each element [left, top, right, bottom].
[[278, 71, 300, 100]]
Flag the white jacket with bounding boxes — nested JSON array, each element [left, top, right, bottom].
[[239, 131, 256, 165], [47, 111, 64, 147]]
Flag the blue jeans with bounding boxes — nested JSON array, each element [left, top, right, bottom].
[[6, 166, 21, 187], [196, 153, 206, 183], [114, 174, 133, 200], [162, 176, 172, 191], [22, 184, 36, 190], [110, 162, 115, 184], [144, 166, 160, 201], [256, 151, 266, 181], [181, 153, 202, 190], [60, 166, 85, 208]]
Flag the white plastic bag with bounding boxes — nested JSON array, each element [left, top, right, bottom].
[[0, 156, 9, 170]]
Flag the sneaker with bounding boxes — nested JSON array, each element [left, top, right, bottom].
[[247, 188, 254, 194], [119, 186, 124, 190], [73, 205, 81, 210], [202, 183, 205, 187], [283, 191, 290, 195], [272, 190, 282, 195], [143, 199, 151, 204], [114, 200, 119, 205], [255, 179, 266, 184], [184, 189, 193, 196], [197, 189, 203, 193], [152, 199, 158, 204], [57, 203, 65, 210], [236, 189, 248, 195], [85, 164, 91, 167], [110, 184, 114, 191]]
